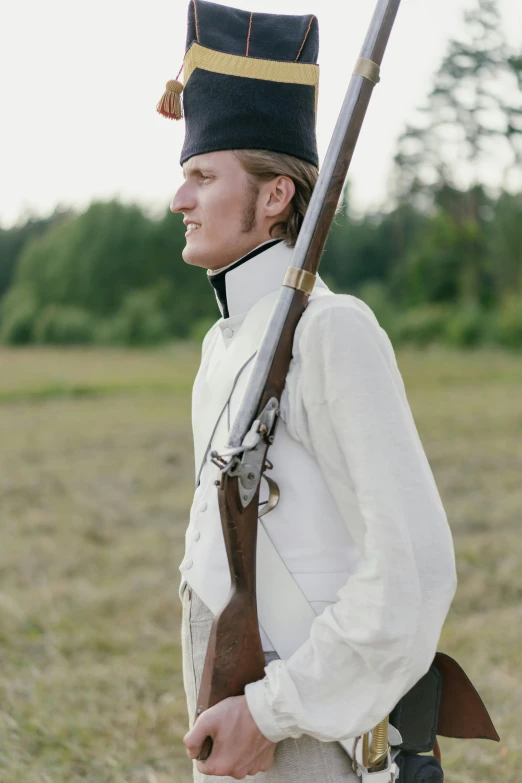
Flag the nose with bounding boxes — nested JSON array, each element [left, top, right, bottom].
[[170, 179, 196, 214]]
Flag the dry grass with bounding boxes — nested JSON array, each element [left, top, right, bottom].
[[0, 344, 520, 781]]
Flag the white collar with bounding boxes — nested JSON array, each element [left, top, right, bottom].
[[207, 238, 278, 279], [207, 239, 329, 324], [207, 240, 297, 319]]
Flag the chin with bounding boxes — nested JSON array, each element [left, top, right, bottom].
[[181, 240, 208, 269]]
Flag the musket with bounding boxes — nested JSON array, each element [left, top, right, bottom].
[[194, 0, 502, 768], [192, 0, 403, 766]]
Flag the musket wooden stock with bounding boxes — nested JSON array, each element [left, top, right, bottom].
[[195, 471, 267, 760]]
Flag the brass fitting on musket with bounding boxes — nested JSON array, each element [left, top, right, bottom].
[[362, 715, 390, 772], [353, 57, 381, 86], [282, 266, 316, 295]]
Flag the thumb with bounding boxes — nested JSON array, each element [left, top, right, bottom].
[[184, 712, 214, 759]]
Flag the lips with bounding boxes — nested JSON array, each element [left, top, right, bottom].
[[185, 222, 201, 235]]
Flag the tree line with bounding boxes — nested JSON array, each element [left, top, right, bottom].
[[1, 0, 521, 349]]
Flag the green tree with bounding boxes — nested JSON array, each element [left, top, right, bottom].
[[9, 201, 217, 338], [486, 192, 522, 295], [394, 0, 522, 209], [323, 193, 428, 296], [0, 207, 73, 302]]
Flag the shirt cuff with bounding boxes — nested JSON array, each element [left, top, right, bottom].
[[244, 679, 290, 744]]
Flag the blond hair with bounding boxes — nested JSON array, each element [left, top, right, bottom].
[[232, 149, 318, 247]]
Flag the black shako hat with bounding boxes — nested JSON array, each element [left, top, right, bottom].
[[157, 0, 320, 167]]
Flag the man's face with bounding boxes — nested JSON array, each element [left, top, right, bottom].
[[170, 150, 271, 271]]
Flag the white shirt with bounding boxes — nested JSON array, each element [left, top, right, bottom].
[[184, 240, 457, 745]]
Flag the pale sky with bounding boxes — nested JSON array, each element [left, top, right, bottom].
[[1, 0, 520, 228]]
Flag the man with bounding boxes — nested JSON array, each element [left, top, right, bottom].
[[160, 1, 457, 780]]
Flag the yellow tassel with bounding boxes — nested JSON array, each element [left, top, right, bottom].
[[156, 79, 184, 120]]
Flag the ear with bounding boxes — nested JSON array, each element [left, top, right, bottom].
[[263, 176, 295, 218]]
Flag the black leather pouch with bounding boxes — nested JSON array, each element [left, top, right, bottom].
[[390, 664, 442, 752], [395, 753, 444, 782]]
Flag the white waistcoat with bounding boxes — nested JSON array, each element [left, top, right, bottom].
[[179, 241, 363, 651]]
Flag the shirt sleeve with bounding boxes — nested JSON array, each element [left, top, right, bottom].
[[244, 295, 457, 744]]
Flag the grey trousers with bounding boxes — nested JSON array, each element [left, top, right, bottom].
[[180, 584, 358, 782]]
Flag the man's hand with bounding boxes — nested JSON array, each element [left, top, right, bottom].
[[183, 695, 277, 779]]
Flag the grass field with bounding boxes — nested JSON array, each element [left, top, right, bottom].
[[0, 344, 521, 782]]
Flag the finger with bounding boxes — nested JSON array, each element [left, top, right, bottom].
[[194, 736, 229, 777], [183, 712, 212, 745], [183, 715, 214, 759], [184, 735, 207, 760], [196, 761, 239, 778], [196, 759, 225, 777]]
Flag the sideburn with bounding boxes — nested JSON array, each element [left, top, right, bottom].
[[241, 180, 260, 234]]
